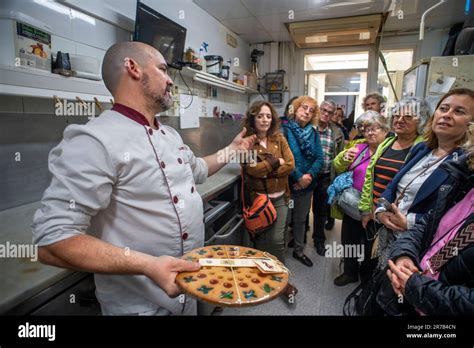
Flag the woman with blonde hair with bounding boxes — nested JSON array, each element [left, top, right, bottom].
[[282, 96, 324, 267], [375, 88, 474, 270], [377, 121, 474, 315]]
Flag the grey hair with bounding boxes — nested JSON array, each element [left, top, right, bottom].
[[362, 93, 385, 109], [355, 110, 379, 127], [388, 97, 431, 134], [356, 110, 389, 132], [321, 99, 336, 110]]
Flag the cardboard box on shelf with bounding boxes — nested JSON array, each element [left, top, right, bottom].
[[15, 22, 51, 72]]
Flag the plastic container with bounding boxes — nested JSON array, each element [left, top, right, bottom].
[[198, 47, 206, 72], [204, 55, 223, 76], [247, 72, 258, 90], [220, 65, 230, 80]]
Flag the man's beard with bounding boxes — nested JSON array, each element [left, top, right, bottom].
[[142, 73, 173, 112]]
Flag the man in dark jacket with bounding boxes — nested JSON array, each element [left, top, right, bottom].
[[312, 100, 345, 255], [377, 154, 474, 315]]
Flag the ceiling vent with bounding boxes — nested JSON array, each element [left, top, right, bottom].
[[287, 14, 383, 48]]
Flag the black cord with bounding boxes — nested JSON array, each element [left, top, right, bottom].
[[178, 69, 193, 109]]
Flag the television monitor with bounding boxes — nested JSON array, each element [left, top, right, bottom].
[[133, 2, 186, 69]]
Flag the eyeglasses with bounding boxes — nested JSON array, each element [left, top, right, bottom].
[[393, 115, 415, 121], [320, 107, 335, 116], [300, 104, 316, 114], [363, 126, 381, 134]]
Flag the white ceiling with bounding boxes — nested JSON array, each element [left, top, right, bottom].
[[193, 0, 471, 44]]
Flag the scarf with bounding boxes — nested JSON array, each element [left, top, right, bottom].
[[287, 120, 316, 160]]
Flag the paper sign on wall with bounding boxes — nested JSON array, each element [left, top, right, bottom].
[[179, 94, 200, 129], [15, 22, 51, 72]]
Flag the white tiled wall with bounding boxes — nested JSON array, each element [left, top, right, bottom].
[[0, 0, 251, 118], [165, 72, 249, 118]]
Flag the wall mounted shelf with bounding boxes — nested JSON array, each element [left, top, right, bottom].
[[180, 67, 259, 95], [0, 64, 112, 103]]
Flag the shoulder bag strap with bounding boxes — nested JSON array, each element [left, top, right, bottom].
[[348, 145, 370, 171], [427, 215, 474, 273], [395, 150, 452, 206]]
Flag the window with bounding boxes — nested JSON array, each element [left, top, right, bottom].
[[378, 49, 414, 107], [304, 52, 368, 120]]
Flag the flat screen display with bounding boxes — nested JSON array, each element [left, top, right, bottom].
[[133, 2, 186, 69]]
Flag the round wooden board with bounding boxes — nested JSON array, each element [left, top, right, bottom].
[[176, 245, 289, 307]]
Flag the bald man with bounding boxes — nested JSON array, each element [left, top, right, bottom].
[[32, 42, 255, 315]]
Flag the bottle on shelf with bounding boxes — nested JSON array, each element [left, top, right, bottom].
[[198, 46, 206, 73]]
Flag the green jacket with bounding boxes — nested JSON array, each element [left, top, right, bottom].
[[330, 138, 367, 220], [358, 135, 424, 214], [333, 138, 367, 174]]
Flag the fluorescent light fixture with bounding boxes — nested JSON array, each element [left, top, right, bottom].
[[306, 35, 328, 43], [32, 0, 95, 25], [350, 80, 361, 84], [288, 14, 382, 48], [320, 0, 372, 8]]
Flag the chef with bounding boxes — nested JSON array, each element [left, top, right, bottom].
[[32, 42, 256, 315]]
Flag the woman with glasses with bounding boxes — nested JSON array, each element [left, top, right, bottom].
[[374, 88, 474, 270], [282, 96, 324, 267], [349, 111, 376, 141], [332, 111, 389, 286], [358, 98, 431, 256], [377, 126, 474, 316], [331, 107, 349, 142]]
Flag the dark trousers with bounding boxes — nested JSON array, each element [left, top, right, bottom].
[[341, 213, 376, 280], [291, 189, 313, 256], [312, 173, 331, 244]]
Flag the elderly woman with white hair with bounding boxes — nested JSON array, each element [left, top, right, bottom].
[[332, 111, 389, 286], [359, 97, 431, 232]]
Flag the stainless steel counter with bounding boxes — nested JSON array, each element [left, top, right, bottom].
[[0, 162, 241, 314]]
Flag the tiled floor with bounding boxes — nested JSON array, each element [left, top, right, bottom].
[[218, 219, 359, 316]]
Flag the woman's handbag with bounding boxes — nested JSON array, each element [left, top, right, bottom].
[[337, 185, 362, 220], [241, 170, 277, 238], [332, 145, 369, 221]]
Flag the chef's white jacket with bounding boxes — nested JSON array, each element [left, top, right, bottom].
[[32, 107, 208, 315]]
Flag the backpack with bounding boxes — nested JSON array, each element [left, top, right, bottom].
[[343, 267, 386, 316]]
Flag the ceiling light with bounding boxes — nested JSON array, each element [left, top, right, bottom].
[[306, 35, 328, 43], [287, 14, 382, 48]]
